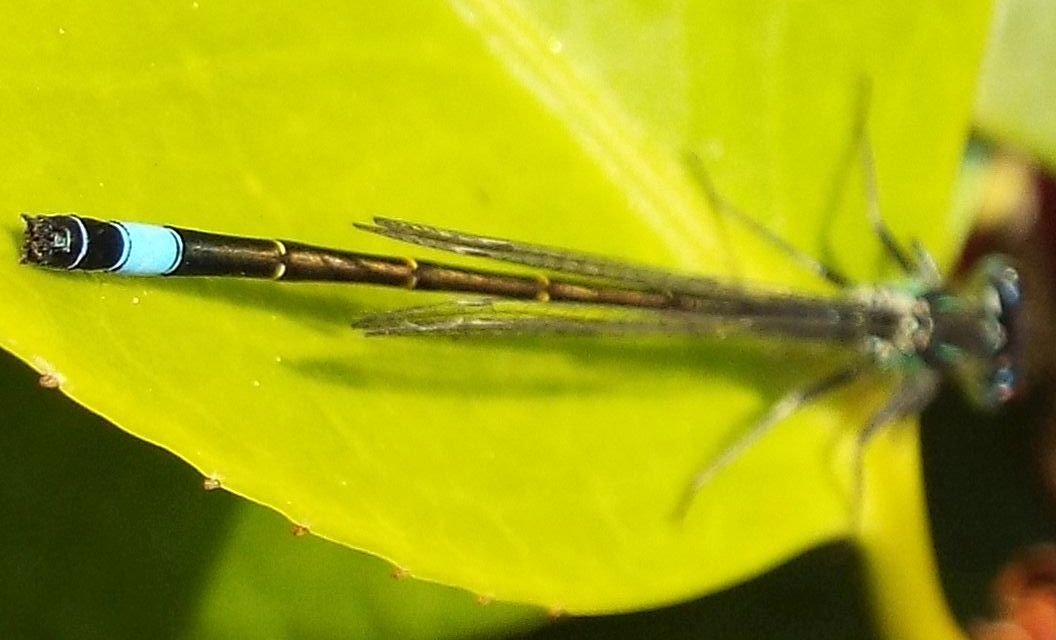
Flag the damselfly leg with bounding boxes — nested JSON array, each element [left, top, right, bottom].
[[673, 361, 871, 521], [851, 370, 941, 523], [682, 152, 852, 288]]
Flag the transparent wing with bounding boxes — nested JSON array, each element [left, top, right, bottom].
[[354, 217, 724, 296], [352, 298, 877, 343], [352, 299, 744, 337]]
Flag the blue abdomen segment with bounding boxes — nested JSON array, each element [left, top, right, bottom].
[[21, 214, 284, 277], [111, 222, 183, 275]]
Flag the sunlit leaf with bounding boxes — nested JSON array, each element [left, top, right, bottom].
[[0, 0, 991, 613]]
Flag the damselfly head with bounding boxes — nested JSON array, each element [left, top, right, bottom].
[[925, 255, 1024, 409], [21, 214, 85, 270]]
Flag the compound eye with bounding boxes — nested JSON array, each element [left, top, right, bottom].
[[988, 262, 1022, 316], [981, 258, 1023, 407], [984, 363, 1016, 407]]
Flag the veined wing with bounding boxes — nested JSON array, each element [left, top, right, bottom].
[[352, 298, 884, 345], [355, 217, 725, 296], [353, 300, 724, 337]]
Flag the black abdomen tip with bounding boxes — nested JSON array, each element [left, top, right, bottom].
[[21, 215, 87, 269]]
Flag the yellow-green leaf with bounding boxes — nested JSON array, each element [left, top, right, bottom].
[[0, 1, 992, 613]]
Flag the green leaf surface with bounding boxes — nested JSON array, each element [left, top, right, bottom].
[[975, 0, 1056, 168], [0, 1, 992, 612], [0, 351, 541, 639]]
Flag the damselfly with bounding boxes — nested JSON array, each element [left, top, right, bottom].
[[19, 145, 1025, 518]]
